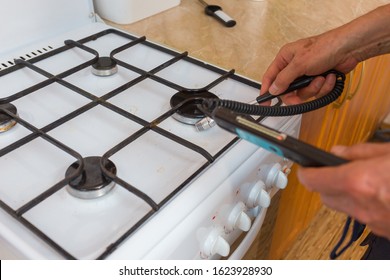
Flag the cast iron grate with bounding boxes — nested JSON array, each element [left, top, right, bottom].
[[0, 28, 267, 259]]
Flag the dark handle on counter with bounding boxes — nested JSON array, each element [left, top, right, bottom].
[[204, 5, 236, 27]]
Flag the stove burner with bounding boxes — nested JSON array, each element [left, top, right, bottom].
[[91, 57, 118, 77], [170, 90, 218, 125], [65, 156, 117, 199], [0, 103, 17, 133]]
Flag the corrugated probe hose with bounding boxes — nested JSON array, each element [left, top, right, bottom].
[[202, 70, 346, 116]]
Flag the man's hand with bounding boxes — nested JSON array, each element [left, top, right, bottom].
[[298, 143, 390, 239]]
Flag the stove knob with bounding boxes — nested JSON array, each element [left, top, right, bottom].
[[200, 228, 230, 258], [244, 181, 271, 208], [261, 163, 288, 189], [226, 202, 251, 232]]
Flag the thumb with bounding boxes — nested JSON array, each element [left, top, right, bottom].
[[269, 63, 303, 95], [331, 143, 390, 160]]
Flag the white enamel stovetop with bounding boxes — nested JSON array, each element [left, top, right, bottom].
[[0, 0, 301, 259]]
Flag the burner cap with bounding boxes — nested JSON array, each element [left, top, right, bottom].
[[170, 90, 218, 125], [0, 103, 17, 133], [91, 57, 118, 77], [65, 156, 117, 199]]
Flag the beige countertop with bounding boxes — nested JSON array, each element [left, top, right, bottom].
[[105, 0, 390, 82]]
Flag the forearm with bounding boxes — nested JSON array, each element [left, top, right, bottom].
[[336, 4, 390, 62]]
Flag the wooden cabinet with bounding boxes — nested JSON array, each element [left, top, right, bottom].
[[268, 54, 390, 259]]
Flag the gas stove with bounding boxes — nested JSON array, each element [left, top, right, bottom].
[[0, 0, 301, 260]]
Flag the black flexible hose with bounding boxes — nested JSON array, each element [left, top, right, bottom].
[[202, 70, 346, 116]]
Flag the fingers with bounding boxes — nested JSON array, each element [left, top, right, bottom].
[[261, 59, 337, 105], [268, 62, 305, 95], [299, 74, 336, 100], [260, 57, 290, 95], [277, 74, 337, 105], [260, 43, 299, 95], [331, 142, 390, 160], [301, 154, 390, 238], [298, 143, 390, 198], [297, 165, 345, 195]]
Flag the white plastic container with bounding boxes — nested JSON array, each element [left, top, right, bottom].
[[93, 0, 181, 24]]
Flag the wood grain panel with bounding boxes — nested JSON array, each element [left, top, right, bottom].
[[269, 55, 390, 259]]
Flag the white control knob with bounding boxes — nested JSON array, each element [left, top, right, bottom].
[[261, 163, 288, 189], [226, 202, 251, 232], [245, 181, 271, 208], [201, 228, 230, 258]]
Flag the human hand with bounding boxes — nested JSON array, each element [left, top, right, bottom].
[[260, 32, 359, 105], [297, 142, 390, 239], [260, 4, 390, 105]]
